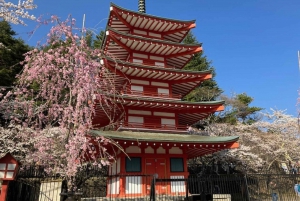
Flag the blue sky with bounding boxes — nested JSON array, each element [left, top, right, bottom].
[[11, 0, 300, 116]]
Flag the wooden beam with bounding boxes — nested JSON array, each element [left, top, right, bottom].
[[170, 75, 212, 84], [162, 23, 196, 35], [111, 9, 132, 29], [165, 47, 202, 58]]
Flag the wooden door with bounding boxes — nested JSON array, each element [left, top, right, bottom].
[[145, 158, 167, 195]]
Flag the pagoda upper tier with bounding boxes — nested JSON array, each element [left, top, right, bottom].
[[103, 27, 201, 69], [93, 95, 224, 131], [95, 3, 224, 132], [108, 3, 196, 43], [101, 57, 212, 97]]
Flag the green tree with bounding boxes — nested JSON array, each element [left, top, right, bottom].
[[218, 93, 263, 124], [0, 20, 31, 86], [183, 32, 222, 101], [83, 30, 104, 49], [92, 30, 105, 49], [85, 30, 94, 47]]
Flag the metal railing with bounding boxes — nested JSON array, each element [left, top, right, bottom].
[[131, 60, 179, 70], [122, 89, 182, 99], [7, 167, 300, 201], [118, 122, 189, 132]]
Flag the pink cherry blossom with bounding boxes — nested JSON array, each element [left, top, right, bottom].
[[0, 16, 119, 179]]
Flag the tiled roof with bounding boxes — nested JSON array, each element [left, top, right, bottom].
[[103, 27, 202, 69], [91, 130, 239, 158], [91, 130, 238, 143], [108, 3, 196, 43]]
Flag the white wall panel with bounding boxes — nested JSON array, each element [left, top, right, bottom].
[[128, 116, 144, 123], [157, 88, 169, 95], [131, 85, 143, 91], [170, 176, 185, 193], [108, 177, 120, 195], [161, 118, 175, 125], [126, 176, 142, 194]]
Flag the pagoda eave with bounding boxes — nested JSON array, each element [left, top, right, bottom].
[[106, 27, 201, 48], [109, 3, 196, 43], [105, 28, 201, 56], [102, 57, 212, 84], [90, 130, 239, 158], [118, 95, 224, 110]]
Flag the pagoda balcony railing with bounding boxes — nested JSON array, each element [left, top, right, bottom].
[[101, 122, 209, 135], [117, 122, 188, 133], [131, 60, 180, 69], [123, 89, 182, 99]]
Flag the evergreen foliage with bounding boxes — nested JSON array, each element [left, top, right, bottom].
[[218, 93, 263, 124], [183, 32, 222, 101], [0, 20, 31, 86], [93, 30, 105, 49]]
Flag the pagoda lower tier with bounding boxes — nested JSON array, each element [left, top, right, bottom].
[[91, 130, 239, 159], [89, 130, 239, 198]]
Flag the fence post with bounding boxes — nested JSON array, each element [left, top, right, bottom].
[[244, 174, 251, 201], [185, 178, 189, 200], [150, 176, 156, 201]]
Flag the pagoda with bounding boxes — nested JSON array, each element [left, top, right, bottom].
[[91, 2, 239, 198]]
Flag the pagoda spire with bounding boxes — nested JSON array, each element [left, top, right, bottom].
[[138, 0, 146, 13]]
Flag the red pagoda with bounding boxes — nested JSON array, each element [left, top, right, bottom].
[[91, 2, 239, 199]]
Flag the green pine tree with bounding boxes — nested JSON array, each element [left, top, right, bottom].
[[218, 93, 263, 124], [0, 20, 31, 86], [183, 32, 222, 101], [93, 30, 105, 49]]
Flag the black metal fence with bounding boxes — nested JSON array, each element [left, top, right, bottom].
[[4, 166, 300, 201], [246, 174, 300, 201]]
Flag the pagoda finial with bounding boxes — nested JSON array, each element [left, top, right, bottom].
[[138, 0, 146, 13]]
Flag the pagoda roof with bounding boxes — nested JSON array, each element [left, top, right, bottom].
[[90, 130, 239, 158], [108, 3, 196, 43], [94, 95, 224, 125], [102, 57, 211, 97], [119, 94, 224, 108], [104, 27, 201, 69]]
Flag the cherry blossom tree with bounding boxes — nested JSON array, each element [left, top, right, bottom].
[[0, 0, 36, 25], [0, 16, 121, 179], [206, 109, 299, 173], [0, 124, 33, 160]]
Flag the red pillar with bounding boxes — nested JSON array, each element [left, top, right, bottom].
[[0, 181, 9, 201]]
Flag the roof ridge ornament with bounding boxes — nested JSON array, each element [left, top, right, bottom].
[[138, 0, 146, 13]]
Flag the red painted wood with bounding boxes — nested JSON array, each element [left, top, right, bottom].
[[0, 181, 8, 201], [145, 158, 167, 195], [164, 24, 196, 35]]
